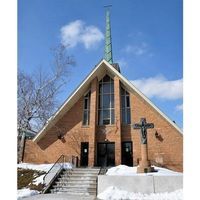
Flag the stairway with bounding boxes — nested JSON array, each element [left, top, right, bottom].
[[50, 168, 100, 196]]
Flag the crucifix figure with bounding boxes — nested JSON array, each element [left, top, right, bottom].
[[133, 118, 154, 144], [133, 118, 155, 173]]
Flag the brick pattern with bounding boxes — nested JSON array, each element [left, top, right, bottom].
[[88, 78, 98, 166], [23, 74, 183, 172], [130, 91, 183, 171], [113, 76, 122, 165]]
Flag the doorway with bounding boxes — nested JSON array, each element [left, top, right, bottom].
[[121, 141, 133, 166], [97, 142, 115, 167], [80, 142, 89, 167]]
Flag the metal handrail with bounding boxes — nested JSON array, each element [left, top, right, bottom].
[[96, 167, 107, 196], [42, 155, 78, 193], [42, 154, 66, 194], [43, 154, 65, 184], [98, 167, 107, 175]]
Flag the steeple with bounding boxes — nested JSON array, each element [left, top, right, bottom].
[[104, 7, 113, 64]]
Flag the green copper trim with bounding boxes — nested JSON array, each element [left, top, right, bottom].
[[104, 9, 113, 64]]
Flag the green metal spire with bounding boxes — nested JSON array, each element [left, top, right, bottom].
[[104, 9, 113, 64]]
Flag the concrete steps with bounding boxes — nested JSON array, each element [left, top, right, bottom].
[[55, 181, 96, 186], [50, 190, 96, 196], [50, 167, 100, 196], [61, 174, 98, 177], [57, 178, 96, 183], [54, 182, 96, 188], [51, 186, 96, 195]]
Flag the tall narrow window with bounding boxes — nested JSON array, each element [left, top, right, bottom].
[[121, 86, 131, 124], [98, 75, 115, 125], [83, 91, 90, 126]]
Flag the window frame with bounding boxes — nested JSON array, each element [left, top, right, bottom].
[[82, 90, 91, 126], [121, 86, 131, 125], [98, 75, 115, 125]]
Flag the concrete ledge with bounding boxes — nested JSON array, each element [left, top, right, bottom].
[[153, 176, 183, 193], [98, 175, 183, 194], [98, 175, 154, 194]]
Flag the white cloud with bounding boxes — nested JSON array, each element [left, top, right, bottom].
[[116, 58, 128, 68], [175, 104, 183, 111], [124, 42, 148, 56], [131, 75, 183, 100], [60, 20, 104, 49]]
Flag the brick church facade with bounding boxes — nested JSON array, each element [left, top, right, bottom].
[[23, 59, 183, 172], [23, 10, 183, 172]]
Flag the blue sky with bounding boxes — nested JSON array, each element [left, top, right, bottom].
[[18, 0, 183, 128]]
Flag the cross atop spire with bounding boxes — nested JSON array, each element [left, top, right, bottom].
[[104, 6, 113, 64]]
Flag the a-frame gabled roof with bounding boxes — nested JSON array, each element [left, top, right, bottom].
[[33, 59, 182, 142]]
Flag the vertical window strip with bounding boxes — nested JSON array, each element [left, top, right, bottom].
[[121, 87, 131, 124], [83, 91, 90, 126], [98, 75, 114, 125]]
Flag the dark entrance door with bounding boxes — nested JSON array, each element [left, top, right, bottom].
[[80, 142, 89, 167], [121, 141, 133, 166], [97, 142, 115, 167]]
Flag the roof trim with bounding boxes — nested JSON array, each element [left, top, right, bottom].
[[33, 59, 105, 142], [33, 59, 182, 142]]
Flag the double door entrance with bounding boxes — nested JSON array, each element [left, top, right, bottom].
[[80, 142, 115, 167], [97, 142, 115, 167], [80, 141, 133, 167]]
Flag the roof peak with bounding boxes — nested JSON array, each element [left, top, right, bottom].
[[111, 63, 121, 73]]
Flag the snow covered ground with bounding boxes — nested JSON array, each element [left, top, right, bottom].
[[106, 165, 182, 176], [17, 188, 39, 200], [97, 186, 183, 200], [99, 165, 183, 200], [17, 164, 182, 199], [17, 162, 72, 199], [18, 163, 54, 172], [17, 162, 72, 172], [33, 174, 45, 185]]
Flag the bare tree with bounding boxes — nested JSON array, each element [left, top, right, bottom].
[[18, 44, 75, 133]]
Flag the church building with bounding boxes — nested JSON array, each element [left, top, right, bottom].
[[23, 10, 183, 172]]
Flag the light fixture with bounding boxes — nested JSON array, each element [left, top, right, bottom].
[[155, 131, 159, 138], [57, 133, 64, 140], [155, 131, 163, 142]]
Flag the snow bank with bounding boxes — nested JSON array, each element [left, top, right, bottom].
[[106, 165, 137, 176], [17, 162, 72, 172], [106, 165, 182, 176], [97, 186, 183, 200], [17, 188, 39, 199], [33, 174, 45, 185], [18, 162, 72, 186], [17, 163, 54, 172]]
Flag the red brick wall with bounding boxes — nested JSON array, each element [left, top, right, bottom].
[[130, 91, 183, 172], [88, 77, 98, 166], [23, 91, 91, 164], [23, 75, 183, 172], [113, 76, 122, 165]]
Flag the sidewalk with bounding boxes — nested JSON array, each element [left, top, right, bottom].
[[23, 193, 97, 200]]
